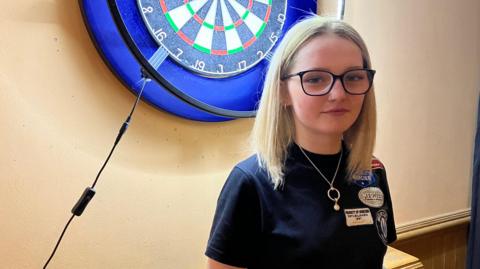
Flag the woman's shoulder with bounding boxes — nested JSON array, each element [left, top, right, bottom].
[[369, 156, 391, 191], [351, 156, 388, 187], [234, 154, 267, 177], [227, 154, 273, 190]]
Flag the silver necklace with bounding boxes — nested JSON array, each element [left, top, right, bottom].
[[298, 145, 343, 211]]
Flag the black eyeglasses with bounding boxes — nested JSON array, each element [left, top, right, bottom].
[[281, 68, 376, 96]]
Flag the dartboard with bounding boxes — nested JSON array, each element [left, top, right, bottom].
[[138, 0, 287, 77], [80, 0, 317, 121]]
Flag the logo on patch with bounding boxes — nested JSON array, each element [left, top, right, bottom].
[[375, 209, 389, 245], [358, 187, 384, 208], [352, 170, 376, 187]]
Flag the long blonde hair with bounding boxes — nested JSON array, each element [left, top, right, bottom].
[[251, 16, 377, 189]]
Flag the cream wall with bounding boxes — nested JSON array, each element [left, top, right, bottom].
[[0, 0, 478, 268], [344, 0, 479, 224]]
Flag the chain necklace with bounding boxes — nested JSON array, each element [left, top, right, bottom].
[[298, 145, 343, 211]]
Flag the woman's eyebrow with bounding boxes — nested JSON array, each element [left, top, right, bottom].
[[344, 65, 364, 71], [302, 65, 364, 72]]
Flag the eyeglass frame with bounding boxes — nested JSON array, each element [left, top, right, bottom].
[[280, 68, 376, 96]]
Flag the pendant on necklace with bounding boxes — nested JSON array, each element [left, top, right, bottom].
[[327, 187, 341, 211], [297, 146, 343, 212], [333, 201, 340, 211]]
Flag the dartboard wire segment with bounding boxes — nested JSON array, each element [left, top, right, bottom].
[[138, 0, 286, 77]]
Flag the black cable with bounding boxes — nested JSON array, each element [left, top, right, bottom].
[[92, 77, 147, 189], [42, 75, 149, 269], [42, 214, 75, 269]]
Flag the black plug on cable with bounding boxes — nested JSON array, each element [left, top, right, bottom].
[[71, 187, 96, 216]]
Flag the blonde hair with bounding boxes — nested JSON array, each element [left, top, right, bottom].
[[251, 15, 377, 189]]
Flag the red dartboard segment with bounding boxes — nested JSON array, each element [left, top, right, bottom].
[[233, 19, 243, 27], [193, 14, 204, 24], [243, 36, 256, 49], [177, 30, 194, 46], [159, 0, 167, 13], [214, 25, 225, 31], [211, 49, 228, 55], [264, 5, 271, 21], [247, 0, 253, 10]]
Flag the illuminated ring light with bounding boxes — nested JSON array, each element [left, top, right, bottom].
[[79, 0, 318, 121]]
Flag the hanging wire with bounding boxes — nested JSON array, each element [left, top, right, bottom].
[[42, 76, 149, 269]]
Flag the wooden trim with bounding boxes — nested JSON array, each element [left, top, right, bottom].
[[395, 209, 470, 241], [397, 263, 424, 269]]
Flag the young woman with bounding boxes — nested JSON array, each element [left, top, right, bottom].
[[205, 15, 397, 269]]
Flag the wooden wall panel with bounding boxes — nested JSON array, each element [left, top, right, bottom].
[[392, 223, 468, 269]]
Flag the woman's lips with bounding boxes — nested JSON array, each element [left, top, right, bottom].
[[323, 108, 349, 116]]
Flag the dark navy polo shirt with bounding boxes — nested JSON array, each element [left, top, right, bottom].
[[206, 143, 397, 269]]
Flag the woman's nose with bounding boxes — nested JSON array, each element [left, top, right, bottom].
[[328, 78, 347, 100]]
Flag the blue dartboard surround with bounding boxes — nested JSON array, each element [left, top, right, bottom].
[[80, 0, 318, 122]]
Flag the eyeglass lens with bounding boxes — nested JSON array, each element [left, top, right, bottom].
[[301, 70, 372, 95]]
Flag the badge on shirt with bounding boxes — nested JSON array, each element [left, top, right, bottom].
[[344, 208, 374, 227], [352, 170, 376, 187], [375, 209, 389, 245], [358, 187, 384, 208]]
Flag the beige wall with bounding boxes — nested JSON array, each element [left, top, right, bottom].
[[0, 0, 478, 268], [344, 0, 479, 224]]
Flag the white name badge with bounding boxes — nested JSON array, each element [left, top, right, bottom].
[[344, 208, 374, 227]]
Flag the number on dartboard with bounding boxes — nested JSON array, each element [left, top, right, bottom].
[[138, 0, 287, 77], [238, 61, 247, 70], [153, 29, 167, 41], [142, 6, 153, 14], [176, 48, 183, 58], [193, 60, 205, 70], [269, 32, 278, 44]]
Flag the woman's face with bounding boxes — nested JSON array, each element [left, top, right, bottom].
[[284, 34, 366, 139]]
